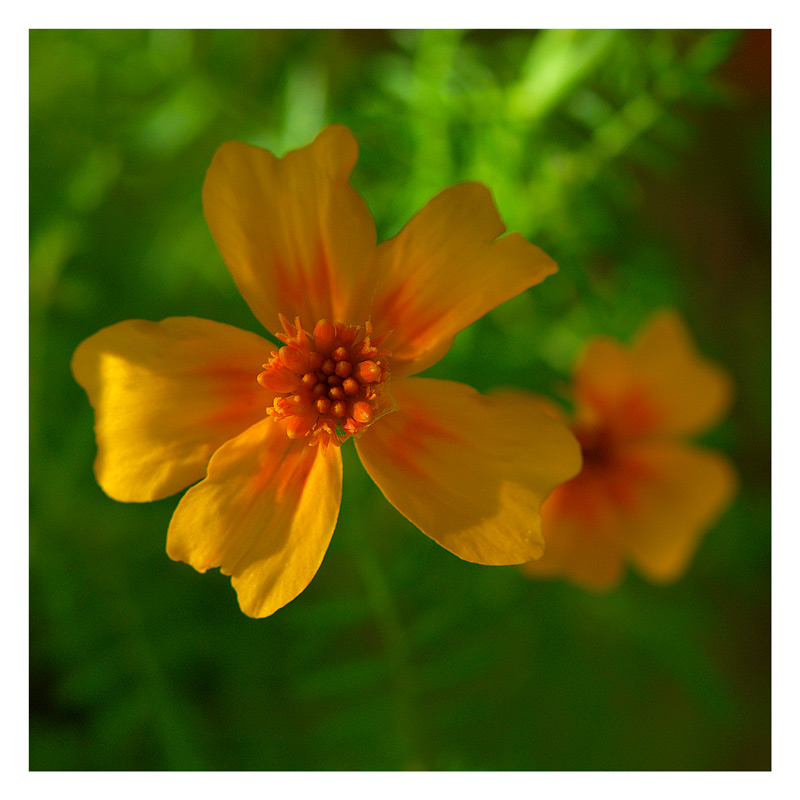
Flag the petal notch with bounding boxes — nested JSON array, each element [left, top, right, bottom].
[[203, 125, 377, 331], [368, 183, 557, 377]]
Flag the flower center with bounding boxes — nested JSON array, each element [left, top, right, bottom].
[[257, 314, 394, 452], [573, 424, 617, 470]]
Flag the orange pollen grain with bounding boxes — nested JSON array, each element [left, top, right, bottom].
[[258, 315, 393, 451]]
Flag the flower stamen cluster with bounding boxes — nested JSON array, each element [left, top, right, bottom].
[[258, 314, 393, 452]]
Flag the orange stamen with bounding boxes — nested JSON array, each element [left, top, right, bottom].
[[279, 345, 308, 373], [352, 401, 373, 424], [313, 319, 336, 353], [316, 397, 331, 414], [286, 413, 315, 439], [353, 360, 381, 383], [258, 316, 395, 449], [258, 369, 300, 393], [335, 360, 353, 378]]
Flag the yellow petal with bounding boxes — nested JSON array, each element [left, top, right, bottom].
[[167, 418, 343, 618], [622, 442, 737, 583], [355, 378, 582, 565], [574, 311, 733, 439], [71, 317, 272, 502], [202, 125, 377, 332], [630, 311, 733, 437], [368, 183, 557, 378]]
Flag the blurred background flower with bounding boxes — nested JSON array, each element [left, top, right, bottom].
[[30, 29, 770, 770], [523, 310, 737, 589]]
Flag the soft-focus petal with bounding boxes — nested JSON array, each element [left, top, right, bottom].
[[367, 183, 557, 378], [622, 442, 737, 583], [521, 442, 658, 589], [574, 312, 733, 439], [167, 418, 343, 618], [521, 388, 630, 589], [203, 125, 377, 331], [573, 337, 662, 438], [71, 317, 272, 502], [355, 378, 582, 565], [522, 495, 626, 590], [630, 311, 733, 437]]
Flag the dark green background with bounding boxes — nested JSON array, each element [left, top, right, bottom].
[[30, 30, 770, 770]]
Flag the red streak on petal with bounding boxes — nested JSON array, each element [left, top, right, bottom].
[[273, 255, 305, 314], [198, 365, 259, 384], [203, 395, 263, 429], [372, 285, 440, 355], [245, 429, 317, 504], [310, 240, 337, 316], [273, 241, 338, 324], [381, 408, 460, 481], [196, 363, 266, 429]]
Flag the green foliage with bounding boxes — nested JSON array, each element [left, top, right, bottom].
[[30, 30, 769, 770]]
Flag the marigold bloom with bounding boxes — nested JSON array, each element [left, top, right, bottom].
[[72, 125, 581, 618], [522, 311, 737, 590]]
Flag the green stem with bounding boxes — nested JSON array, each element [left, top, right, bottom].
[[340, 448, 424, 769]]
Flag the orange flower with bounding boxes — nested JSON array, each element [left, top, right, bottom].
[[523, 311, 737, 590], [72, 125, 581, 618]]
